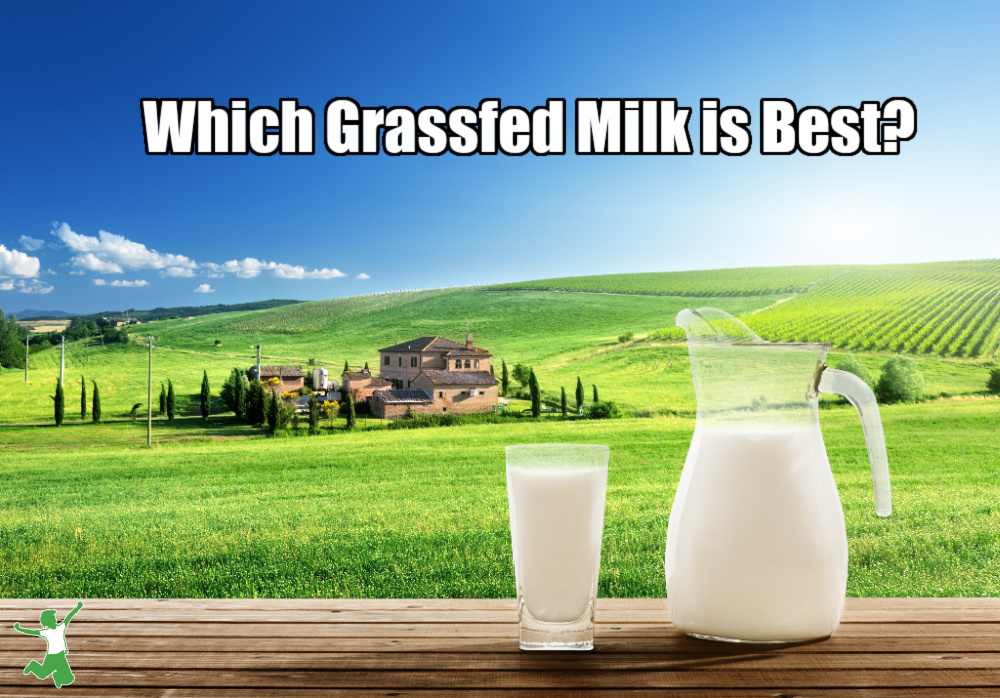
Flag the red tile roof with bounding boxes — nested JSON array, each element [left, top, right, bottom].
[[418, 370, 498, 386], [372, 389, 434, 404], [258, 365, 304, 378], [379, 336, 491, 356]]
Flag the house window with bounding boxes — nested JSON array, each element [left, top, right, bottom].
[[474, 360, 480, 368], [398, 356, 402, 366], [384, 356, 390, 366], [407, 380, 411, 388], [439, 391, 443, 397], [455, 360, 461, 369], [410, 356, 418, 367], [464, 360, 471, 368]]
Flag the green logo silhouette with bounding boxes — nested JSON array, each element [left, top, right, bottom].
[[13, 601, 84, 689]]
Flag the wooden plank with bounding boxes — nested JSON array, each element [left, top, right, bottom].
[[2, 650, 1000, 671], [3, 668, 1000, 689], [4, 690, 1000, 698], [2, 607, 997, 624], [7, 620, 996, 640], [0, 597, 996, 610], [3, 635, 999, 653]]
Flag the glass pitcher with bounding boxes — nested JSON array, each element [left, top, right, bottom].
[[665, 308, 891, 643]]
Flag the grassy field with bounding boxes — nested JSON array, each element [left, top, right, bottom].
[[0, 400, 996, 598], [2, 263, 997, 600]]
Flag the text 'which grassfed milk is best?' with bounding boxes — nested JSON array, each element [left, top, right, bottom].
[[139, 97, 917, 157]]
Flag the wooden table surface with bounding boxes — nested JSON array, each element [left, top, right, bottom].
[[0, 598, 997, 696]]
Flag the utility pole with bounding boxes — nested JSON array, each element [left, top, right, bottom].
[[147, 336, 153, 447], [252, 344, 261, 382], [24, 332, 29, 383], [60, 335, 66, 386]]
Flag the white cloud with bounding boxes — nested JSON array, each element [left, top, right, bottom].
[[18, 235, 45, 251], [3, 279, 54, 294], [0, 245, 41, 278], [53, 222, 196, 273], [194, 283, 215, 293], [204, 258, 269, 278], [355, 272, 370, 280], [93, 278, 149, 287], [272, 263, 345, 280], [51, 223, 350, 285], [72, 252, 124, 274], [205, 257, 345, 280]]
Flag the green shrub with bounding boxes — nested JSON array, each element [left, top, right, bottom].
[[834, 355, 876, 391], [987, 368, 1000, 396], [875, 356, 925, 404], [618, 331, 634, 343], [589, 400, 623, 419]]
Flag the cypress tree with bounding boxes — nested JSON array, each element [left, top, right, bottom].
[[501, 360, 509, 397], [236, 371, 248, 421], [529, 369, 540, 418], [592, 384, 599, 402], [159, 382, 166, 415], [364, 361, 369, 373], [54, 380, 65, 426], [250, 381, 266, 426], [575, 377, 584, 413], [200, 370, 210, 418], [343, 360, 349, 374], [308, 393, 319, 432], [266, 390, 279, 435], [167, 379, 176, 421], [80, 375, 87, 420], [560, 386, 567, 417], [92, 381, 101, 423], [231, 368, 245, 419], [345, 393, 356, 430]]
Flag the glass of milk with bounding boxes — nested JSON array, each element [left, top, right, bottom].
[[506, 444, 609, 650]]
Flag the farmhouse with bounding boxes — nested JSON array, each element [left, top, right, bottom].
[[249, 365, 305, 393], [341, 370, 392, 403], [371, 335, 499, 418]]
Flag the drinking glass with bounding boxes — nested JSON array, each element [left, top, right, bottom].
[[506, 444, 609, 650]]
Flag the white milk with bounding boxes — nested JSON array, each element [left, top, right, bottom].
[[507, 466, 607, 623], [665, 426, 848, 642]]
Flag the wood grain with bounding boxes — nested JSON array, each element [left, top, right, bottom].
[[0, 598, 996, 694]]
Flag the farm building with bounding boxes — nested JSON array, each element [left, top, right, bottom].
[[341, 370, 392, 403], [370, 335, 499, 418], [370, 389, 435, 419], [249, 365, 305, 393]]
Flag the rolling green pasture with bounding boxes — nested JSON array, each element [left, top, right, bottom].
[[0, 401, 996, 598], [0, 342, 241, 425], [138, 290, 779, 365], [1, 291, 994, 422], [496, 261, 1000, 360], [492, 265, 849, 296]]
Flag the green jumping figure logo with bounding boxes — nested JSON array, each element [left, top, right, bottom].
[[13, 601, 84, 688]]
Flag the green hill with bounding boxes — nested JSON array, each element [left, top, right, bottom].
[[2, 261, 996, 424], [495, 260, 1000, 360]]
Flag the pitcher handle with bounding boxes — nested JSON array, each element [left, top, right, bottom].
[[818, 367, 892, 517]]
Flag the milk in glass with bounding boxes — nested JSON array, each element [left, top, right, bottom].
[[507, 466, 607, 623], [665, 426, 848, 642]]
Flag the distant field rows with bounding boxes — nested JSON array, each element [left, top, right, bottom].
[[523, 261, 1000, 359]]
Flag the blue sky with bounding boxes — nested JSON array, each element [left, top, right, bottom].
[[1, 1, 997, 313]]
